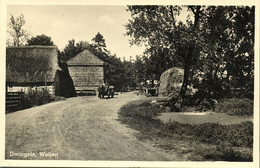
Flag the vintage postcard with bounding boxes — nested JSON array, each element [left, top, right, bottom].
[[0, 0, 259, 167]]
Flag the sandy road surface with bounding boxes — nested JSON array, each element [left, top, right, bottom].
[[5, 92, 182, 161]]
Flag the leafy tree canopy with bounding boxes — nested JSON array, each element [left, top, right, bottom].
[[126, 5, 255, 106], [27, 34, 54, 46], [59, 39, 89, 62], [92, 32, 106, 49]]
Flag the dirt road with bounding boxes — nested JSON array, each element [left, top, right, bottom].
[[5, 92, 182, 161]]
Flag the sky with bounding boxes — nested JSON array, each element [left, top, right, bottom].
[[7, 5, 146, 60]]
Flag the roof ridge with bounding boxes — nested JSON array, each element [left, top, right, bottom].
[[67, 49, 104, 65], [7, 45, 58, 49]]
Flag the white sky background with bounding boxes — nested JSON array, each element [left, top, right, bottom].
[[7, 5, 190, 61], [7, 5, 146, 60]]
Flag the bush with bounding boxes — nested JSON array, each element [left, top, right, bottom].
[[195, 98, 215, 111], [20, 88, 54, 109], [214, 98, 253, 116], [183, 94, 217, 111]]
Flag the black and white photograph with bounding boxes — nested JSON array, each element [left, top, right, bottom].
[[0, 0, 259, 167]]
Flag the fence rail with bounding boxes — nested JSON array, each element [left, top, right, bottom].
[[6, 92, 24, 111]]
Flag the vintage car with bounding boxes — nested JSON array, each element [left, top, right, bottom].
[[98, 84, 114, 98]]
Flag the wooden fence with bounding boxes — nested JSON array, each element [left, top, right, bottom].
[[6, 92, 24, 112]]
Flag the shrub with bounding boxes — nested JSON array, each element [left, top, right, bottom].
[[196, 98, 214, 111], [20, 88, 54, 109], [214, 98, 253, 116], [183, 94, 217, 111]]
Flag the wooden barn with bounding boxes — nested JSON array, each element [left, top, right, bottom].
[[67, 50, 104, 94], [6, 46, 59, 94]]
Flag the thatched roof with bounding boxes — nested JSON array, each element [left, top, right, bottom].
[[6, 45, 59, 84], [67, 50, 104, 66]]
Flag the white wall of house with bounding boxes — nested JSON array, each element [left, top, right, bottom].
[[7, 85, 54, 95]]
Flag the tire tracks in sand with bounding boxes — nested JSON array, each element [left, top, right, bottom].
[[6, 93, 183, 161]]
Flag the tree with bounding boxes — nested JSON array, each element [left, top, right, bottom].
[[126, 5, 255, 107], [133, 55, 146, 84], [126, 6, 202, 106], [7, 14, 30, 46], [90, 33, 127, 90], [122, 59, 136, 90], [194, 6, 255, 98], [143, 46, 181, 83], [226, 6, 254, 94], [59, 39, 89, 62], [92, 32, 107, 53], [59, 39, 76, 61], [27, 34, 54, 46]]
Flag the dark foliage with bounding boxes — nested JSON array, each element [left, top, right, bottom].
[[20, 88, 54, 108], [126, 6, 254, 105], [214, 98, 254, 117], [27, 34, 54, 46]]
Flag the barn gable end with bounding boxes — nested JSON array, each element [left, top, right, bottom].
[[67, 50, 104, 93], [67, 50, 103, 66]]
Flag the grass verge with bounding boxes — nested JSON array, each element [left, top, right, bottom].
[[118, 100, 253, 161], [214, 98, 253, 117]]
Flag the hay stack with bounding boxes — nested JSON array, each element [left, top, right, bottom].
[[159, 67, 184, 96]]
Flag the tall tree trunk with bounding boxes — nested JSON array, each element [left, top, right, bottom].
[[179, 6, 201, 106], [179, 45, 193, 106], [179, 61, 190, 106], [226, 65, 231, 97], [169, 6, 201, 110]]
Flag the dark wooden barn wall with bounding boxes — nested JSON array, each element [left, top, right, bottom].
[[68, 66, 104, 88]]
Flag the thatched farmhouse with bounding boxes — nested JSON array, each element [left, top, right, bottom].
[[67, 50, 104, 94], [6, 46, 60, 94]]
